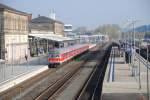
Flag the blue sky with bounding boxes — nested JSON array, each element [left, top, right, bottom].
[[0, 0, 150, 28]]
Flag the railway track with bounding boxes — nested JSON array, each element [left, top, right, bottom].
[[35, 44, 104, 100], [76, 44, 111, 100], [35, 43, 111, 100], [35, 61, 83, 100], [20, 61, 85, 99]]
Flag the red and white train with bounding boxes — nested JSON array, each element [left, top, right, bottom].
[[48, 44, 94, 67]]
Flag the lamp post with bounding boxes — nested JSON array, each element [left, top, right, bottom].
[[138, 36, 141, 90], [127, 19, 139, 76], [146, 30, 150, 100]]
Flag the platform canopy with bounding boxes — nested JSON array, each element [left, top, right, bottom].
[[29, 33, 75, 42]]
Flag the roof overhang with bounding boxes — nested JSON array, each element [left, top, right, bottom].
[[29, 33, 74, 42]]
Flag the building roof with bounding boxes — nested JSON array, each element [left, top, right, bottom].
[[30, 16, 52, 23], [0, 3, 29, 15], [31, 16, 64, 24]]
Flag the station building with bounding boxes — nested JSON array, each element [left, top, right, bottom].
[[0, 3, 31, 62], [29, 15, 75, 57]]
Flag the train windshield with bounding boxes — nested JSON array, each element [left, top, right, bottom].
[[49, 54, 59, 58]]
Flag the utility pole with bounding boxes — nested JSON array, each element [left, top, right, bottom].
[[146, 30, 150, 100], [147, 42, 149, 100], [132, 21, 135, 76], [138, 36, 141, 90]]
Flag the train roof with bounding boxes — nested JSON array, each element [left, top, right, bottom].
[[49, 44, 88, 54]]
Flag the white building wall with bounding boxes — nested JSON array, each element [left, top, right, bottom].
[[5, 34, 28, 62]]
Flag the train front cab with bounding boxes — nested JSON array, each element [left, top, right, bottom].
[[48, 52, 61, 68]]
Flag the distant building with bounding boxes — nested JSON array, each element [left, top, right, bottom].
[[64, 24, 73, 33], [65, 32, 77, 38], [63, 24, 76, 38], [0, 3, 31, 62], [76, 34, 109, 44]]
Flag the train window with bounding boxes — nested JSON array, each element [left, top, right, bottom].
[[50, 54, 59, 58], [55, 54, 59, 58]]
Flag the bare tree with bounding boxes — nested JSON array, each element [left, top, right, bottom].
[[73, 27, 88, 35], [94, 24, 121, 39]]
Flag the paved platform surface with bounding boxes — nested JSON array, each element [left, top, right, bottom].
[[102, 49, 149, 100], [0, 66, 48, 93], [0, 55, 48, 93], [0, 55, 48, 84]]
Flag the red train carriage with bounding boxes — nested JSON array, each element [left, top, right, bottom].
[[48, 44, 89, 67]]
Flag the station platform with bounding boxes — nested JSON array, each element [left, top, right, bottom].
[[0, 66, 48, 93], [0, 55, 48, 93], [102, 47, 149, 100]]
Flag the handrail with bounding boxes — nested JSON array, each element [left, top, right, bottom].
[[108, 50, 115, 82], [135, 52, 150, 69]]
